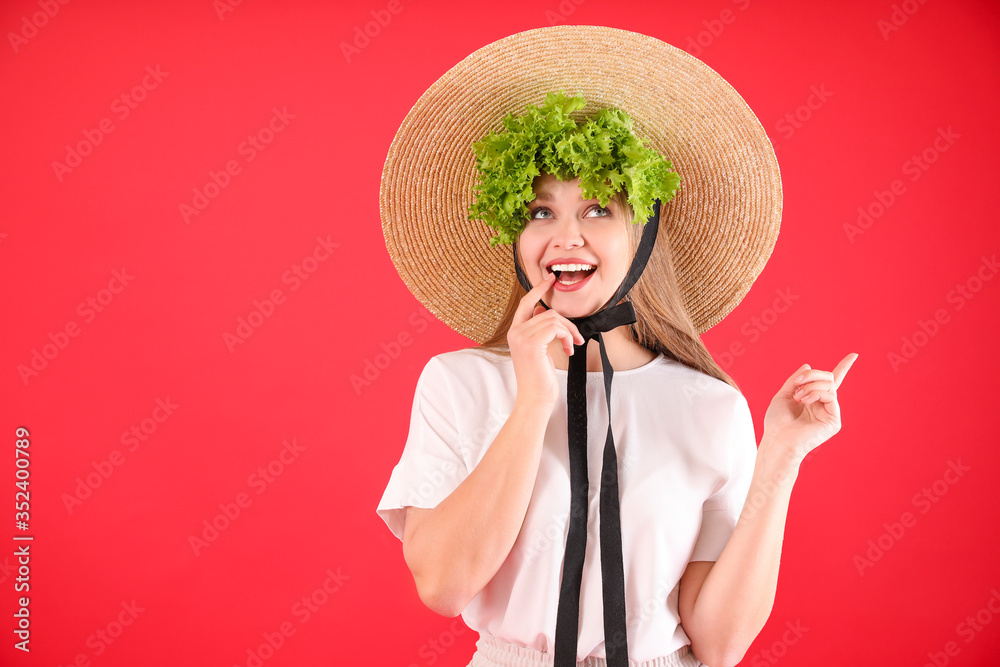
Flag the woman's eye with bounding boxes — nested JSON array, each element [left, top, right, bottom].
[[529, 208, 552, 219], [587, 206, 610, 218]]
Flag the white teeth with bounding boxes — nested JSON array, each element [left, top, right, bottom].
[[549, 263, 596, 272]]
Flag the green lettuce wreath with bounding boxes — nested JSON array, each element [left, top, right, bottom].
[[469, 91, 682, 247]]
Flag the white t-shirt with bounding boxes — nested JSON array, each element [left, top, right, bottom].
[[377, 347, 758, 662]]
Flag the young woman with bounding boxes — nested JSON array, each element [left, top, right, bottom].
[[377, 26, 857, 667]]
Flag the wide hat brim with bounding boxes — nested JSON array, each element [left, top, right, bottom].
[[380, 25, 782, 344]]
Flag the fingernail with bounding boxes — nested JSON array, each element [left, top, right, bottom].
[[795, 374, 804, 382]]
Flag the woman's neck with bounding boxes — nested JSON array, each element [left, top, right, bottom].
[[546, 326, 656, 372]]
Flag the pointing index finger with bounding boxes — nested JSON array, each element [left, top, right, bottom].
[[832, 353, 859, 389], [513, 272, 555, 323]]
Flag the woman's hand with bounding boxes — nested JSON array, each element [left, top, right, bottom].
[[507, 273, 584, 408], [762, 353, 859, 461]]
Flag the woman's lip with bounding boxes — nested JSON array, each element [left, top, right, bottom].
[[552, 270, 595, 292]]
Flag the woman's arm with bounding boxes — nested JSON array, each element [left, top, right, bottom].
[[402, 277, 585, 617], [401, 396, 553, 617], [679, 437, 800, 667], [679, 355, 856, 667]]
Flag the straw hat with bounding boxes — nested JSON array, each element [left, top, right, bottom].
[[380, 25, 782, 343]]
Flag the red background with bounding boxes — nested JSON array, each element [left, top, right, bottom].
[[2, 0, 999, 665]]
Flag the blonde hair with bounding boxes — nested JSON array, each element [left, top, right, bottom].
[[475, 189, 741, 393]]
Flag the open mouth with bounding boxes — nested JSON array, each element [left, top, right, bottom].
[[548, 264, 597, 286]]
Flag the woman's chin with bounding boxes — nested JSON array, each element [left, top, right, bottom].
[[548, 297, 601, 320]]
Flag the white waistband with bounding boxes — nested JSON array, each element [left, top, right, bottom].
[[468, 635, 704, 667]]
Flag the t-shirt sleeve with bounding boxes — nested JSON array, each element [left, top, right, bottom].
[[376, 356, 470, 542], [689, 391, 758, 562]]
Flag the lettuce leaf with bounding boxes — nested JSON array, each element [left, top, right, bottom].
[[469, 92, 681, 247]]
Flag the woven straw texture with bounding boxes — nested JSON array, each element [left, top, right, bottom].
[[380, 25, 782, 343]]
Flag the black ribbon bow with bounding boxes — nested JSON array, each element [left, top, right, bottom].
[[512, 201, 660, 667]]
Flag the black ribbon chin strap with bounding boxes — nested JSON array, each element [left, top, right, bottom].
[[512, 201, 660, 667]]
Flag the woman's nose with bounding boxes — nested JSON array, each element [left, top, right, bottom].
[[552, 216, 584, 248]]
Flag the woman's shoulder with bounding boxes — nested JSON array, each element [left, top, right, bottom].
[[645, 358, 753, 450], [649, 355, 746, 405], [417, 346, 513, 391], [435, 345, 510, 362], [425, 346, 511, 371]]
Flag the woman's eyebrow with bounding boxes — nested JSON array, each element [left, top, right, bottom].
[[533, 192, 552, 201]]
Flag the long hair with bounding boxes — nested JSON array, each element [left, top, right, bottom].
[[474, 190, 741, 393]]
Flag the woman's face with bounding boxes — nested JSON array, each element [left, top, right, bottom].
[[516, 173, 631, 319]]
